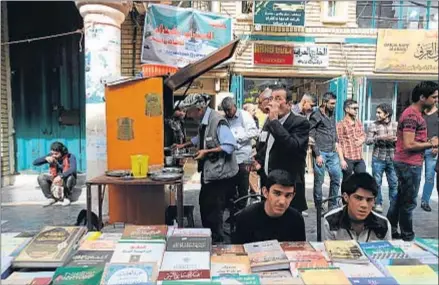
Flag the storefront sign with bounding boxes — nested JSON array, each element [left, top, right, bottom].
[[293, 45, 329, 67], [254, 1, 305, 27], [141, 4, 232, 68], [375, 29, 438, 74], [253, 43, 293, 66]]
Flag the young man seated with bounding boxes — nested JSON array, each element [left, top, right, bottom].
[[232, 169, 306, 244], [323, 172, 391, 241], [33, 141, 77, 207]]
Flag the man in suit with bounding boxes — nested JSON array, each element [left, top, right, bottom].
[[252, 85, 310, 213]]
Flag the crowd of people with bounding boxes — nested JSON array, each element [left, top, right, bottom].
[[33, 80, 438, 245]]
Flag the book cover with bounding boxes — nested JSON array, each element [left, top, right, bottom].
[[299, 268, 350, 285], [212, 274, 261, 284], [166, 236, 212, 252], [158, 251, 210, 281], [121, 225, 167, 241], [386, 265, 437, 284], [309, 242, 331, 261], [1, 255, 13, 280], [428, 264, 438, 273], [362, 247, 409, 260], [98, 233, 123, 241], [289, 258, 330, 277], [100, 263, 158, 285], [324, 240, 369, 264], [211, 255, 251, 276], [334, 262, 384, 278], [243, 240, 283, 254], [348, 277, 399, 285], [256, 271, 303, 285], [373, 258, 423, 276], [66, 250, 114, 267], [414, 238, 438, 257], [212, 245, 246, 255], [14, 226, 84, 264], [79, 240, 116, 251], [29, 277, 53, 285], [280, 242, 314, 252], [110, 242, 165, 264], [52, 266, 104, 285], [171, 228, 212, 237]]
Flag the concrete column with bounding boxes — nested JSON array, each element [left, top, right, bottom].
[[76, 1, 130, 215]]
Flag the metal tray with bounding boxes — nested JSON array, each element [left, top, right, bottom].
[[150, 172, 183, 182], [162, 167, 184, 174], [105, 170, 131, 177]]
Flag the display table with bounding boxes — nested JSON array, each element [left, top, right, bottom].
[[85, 175, 184, 231]]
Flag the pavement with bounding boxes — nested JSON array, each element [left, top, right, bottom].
[[1, 172, 437, 241]]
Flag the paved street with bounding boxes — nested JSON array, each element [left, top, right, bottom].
[[2, 174, 437, 241]]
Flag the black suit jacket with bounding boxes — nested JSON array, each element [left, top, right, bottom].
[[256, 112, 310, 211]]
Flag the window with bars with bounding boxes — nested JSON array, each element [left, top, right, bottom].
[[356, 1, 436, 29]]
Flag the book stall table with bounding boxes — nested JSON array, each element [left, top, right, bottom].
[[85, 175, 184, 231]]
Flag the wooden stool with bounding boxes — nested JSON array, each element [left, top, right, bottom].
[[165, 205, 195, 227]]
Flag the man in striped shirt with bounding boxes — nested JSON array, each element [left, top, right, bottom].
[[336, 99, 366, 182], [365, 103, 398, 213]]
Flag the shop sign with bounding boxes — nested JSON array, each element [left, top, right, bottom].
[[254, 1, 305, 27], [293, 45, 329, 67], [253, 43, 293, 66], [141, 4, 232, 68], [375, 29, 438, 74]]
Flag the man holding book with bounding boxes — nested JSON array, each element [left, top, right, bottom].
[[323, 172, 392, 242], [232, 169, 306, 244]]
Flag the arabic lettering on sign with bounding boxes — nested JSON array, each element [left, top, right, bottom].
[[254, 1, 305, 27], [414, 43, 438, 62], [375, 29, 438, 74], [293, 45, 329, 67]]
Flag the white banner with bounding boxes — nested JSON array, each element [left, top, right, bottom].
[[293, 45, 329, 67]]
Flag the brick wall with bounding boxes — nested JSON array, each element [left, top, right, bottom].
[[1, 1, 14, 186], [121, 13, 144, 77]]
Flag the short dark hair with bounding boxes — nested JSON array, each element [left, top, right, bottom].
[[50, 141, 68, 155], [266, 169, 296, 191], [376, 103, 393, 118], [342, 172, 378, 197], [270, 84, 293, 102], [343, 99, 358, 113], [322, 92, 336, 103], [411, 81, 438, 103]]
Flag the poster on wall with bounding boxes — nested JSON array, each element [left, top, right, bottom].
[[375, 29, 438, 74], [254, 1, 305, 27], [141, 4, 232, 68], [293, 45, 329, 67], [253, 43, 293, 66]]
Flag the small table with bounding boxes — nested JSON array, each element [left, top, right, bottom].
[[85, 175, 184, 231]]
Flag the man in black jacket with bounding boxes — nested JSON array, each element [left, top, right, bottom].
[[252, 85, 310, 213]]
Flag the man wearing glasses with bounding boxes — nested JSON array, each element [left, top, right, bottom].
[[323, 172, 391, 241], [336, 99, 366, 182]]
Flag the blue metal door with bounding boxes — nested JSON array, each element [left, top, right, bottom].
[[230, 74, 244, 108], [9, 2, 85, 174], [328, 76, 348, 122]]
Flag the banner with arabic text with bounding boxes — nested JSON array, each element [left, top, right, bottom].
[[375, 29, 438, 74], [141, 4, 232, 68], [254, 1, 305, 27], [293, 45, 329, 67]]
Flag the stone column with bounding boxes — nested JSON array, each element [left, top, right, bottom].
[[76, 1, 131, 215]]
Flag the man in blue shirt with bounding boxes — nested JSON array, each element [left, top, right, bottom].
[[175, 93, 239, 243], [221, 97, 259, 210]]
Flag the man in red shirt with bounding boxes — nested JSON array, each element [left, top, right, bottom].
[[337, 99, 366, 182], [387, 81, 438, 241]]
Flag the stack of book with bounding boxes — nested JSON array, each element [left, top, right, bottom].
[[3, 224, 439, 285], [158, 228, 212, 283], [12, 226, 87, 268]]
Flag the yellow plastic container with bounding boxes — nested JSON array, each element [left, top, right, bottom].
[[131, 154, 149, 178]]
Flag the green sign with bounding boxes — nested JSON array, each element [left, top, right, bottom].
[[254, 1, 305, 27]]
